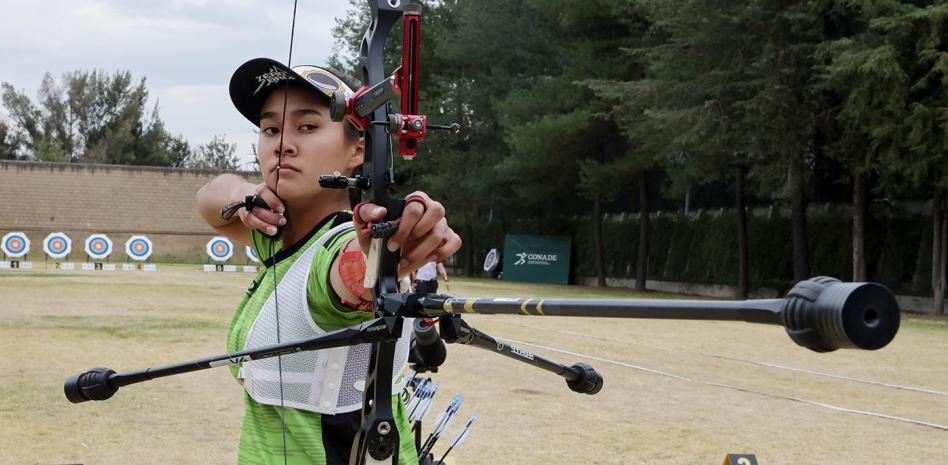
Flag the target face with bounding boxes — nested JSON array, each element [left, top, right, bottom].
[[43, 232, 72, 259], [483, 248, 499, 272], [206, 236, 234, 262], [2, 232, 30, 258], [246, 246, 260, 263], [84, 234, 113, 260], [125, 235, 154, 261]]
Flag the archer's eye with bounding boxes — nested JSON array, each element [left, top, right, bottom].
[[299, 123, 318, 131], [262, 126, 280, 135]]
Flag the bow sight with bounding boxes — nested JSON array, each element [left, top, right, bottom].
[[324, 1, 459, 163], [63, 1, 903, 465]]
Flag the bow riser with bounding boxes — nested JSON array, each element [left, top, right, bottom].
[[351, 2, 412, 464]]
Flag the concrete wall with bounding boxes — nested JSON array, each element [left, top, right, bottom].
[[0, 161, 260, 262]]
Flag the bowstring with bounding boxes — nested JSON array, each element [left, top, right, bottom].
[[272, 1, 299, 464]]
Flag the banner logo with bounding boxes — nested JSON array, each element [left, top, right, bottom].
[[513, 252, 558, 266]]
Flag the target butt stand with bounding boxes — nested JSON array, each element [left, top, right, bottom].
[[1, 231, 33, 270]]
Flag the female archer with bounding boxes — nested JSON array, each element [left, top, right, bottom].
[[197, 58, 459, 465]]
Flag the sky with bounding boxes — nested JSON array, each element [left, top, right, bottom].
[[0, 0, 356, 169]]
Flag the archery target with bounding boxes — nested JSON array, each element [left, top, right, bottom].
[[246, 246, 261, 263], [125, 235, 154, 261], [206, 236, 234, 262], [2, 232, 30, 258], [43, 232, 72, 260], [85, 234, 113, 260], [483, 248, 499, 272]]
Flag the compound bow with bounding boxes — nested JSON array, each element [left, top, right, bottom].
[[64, 2, 902, 465]]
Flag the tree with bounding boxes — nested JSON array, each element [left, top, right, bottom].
[[818, 0, 908, 283], [176, 135, 239, 171], [820, 0, 948, 314], [1, 70, 185, 166], [0, 120, 21, 159]]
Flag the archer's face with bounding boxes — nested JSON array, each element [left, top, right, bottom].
[[257, 85, 363, 204]]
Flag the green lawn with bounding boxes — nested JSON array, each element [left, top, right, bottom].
[[0, 265, 945, 465]]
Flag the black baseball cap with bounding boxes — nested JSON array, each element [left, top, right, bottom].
[[229, 58, 358, 125]]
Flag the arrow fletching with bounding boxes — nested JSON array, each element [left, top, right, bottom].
[[410, 381, 440, 423], [405, 378, 428, 415], [421, 392, 464, 456], [448, 413, 478, 448], [432, 392, 463, 436], [416, 386, 439, 423], [401, 369, 417, 394], [438, 413, 479, 464]]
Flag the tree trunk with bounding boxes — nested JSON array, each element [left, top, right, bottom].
[[790, 157, 810, 283], [464, 223, 475, 278], [593, 193, 606, 287], [934, 206, 948, 315], [911, 219, 931, 294], [932, 194, 945, 315], [735, 167, 749, 299], [852, 171, 867, 281], [636, 170, 649, 291]]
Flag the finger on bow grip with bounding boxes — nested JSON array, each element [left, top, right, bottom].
[[352, 202, 371, 235], [402, 193, 428, 216]]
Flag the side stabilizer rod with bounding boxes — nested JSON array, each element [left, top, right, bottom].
[[440, 316, 602, 395], [64, 316, 396, 404], [418, 277, 899, 353]]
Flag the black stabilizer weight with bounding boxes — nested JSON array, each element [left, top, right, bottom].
[[782, 276, 900, 352], [64, 367, 118, 403], [566, 363, 603, 395]]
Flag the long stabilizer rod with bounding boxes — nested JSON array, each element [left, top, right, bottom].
[[417, 276, 900, 353]]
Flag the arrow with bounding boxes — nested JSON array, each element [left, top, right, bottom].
[[437, 413, 478, 464]]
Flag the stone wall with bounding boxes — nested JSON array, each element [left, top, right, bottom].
[[0, 161, 261, 262]]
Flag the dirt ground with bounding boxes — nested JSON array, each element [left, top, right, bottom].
[[0, 265, 945, 465]]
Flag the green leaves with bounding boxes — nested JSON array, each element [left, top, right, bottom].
[[1, 70, 192, 167]]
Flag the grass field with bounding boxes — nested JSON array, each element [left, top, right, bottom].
[[1, 265, 946, 465]]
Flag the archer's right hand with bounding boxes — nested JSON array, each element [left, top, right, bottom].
[[237, 183, 286, 237]]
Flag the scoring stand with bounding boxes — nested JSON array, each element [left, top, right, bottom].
[[83, 234, 114, 271], [1, 231, 33, 270], [243, 245, 260, 273], [43, 232, 74, 270], [204, 236, 236, 272], [124, 235, 157, 271]]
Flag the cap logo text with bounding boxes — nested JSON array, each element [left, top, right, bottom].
[[253, 66, 292, 95]]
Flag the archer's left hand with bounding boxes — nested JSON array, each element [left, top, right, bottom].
[[354, 192, 462, 278]]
